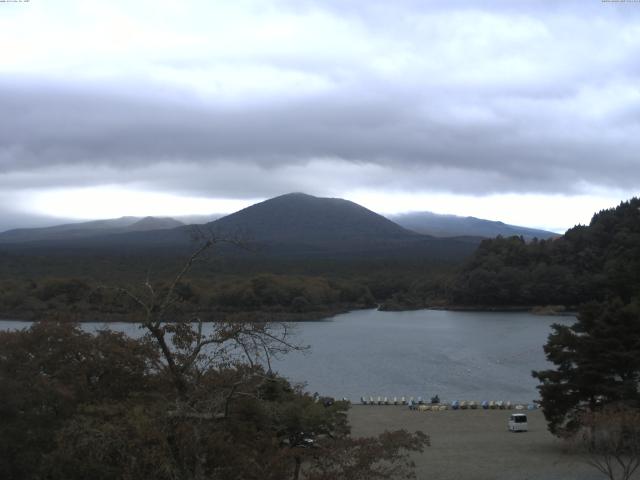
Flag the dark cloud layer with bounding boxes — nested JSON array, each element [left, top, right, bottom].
[[2, 74, 639, 197], [1, 0, 639, 229]]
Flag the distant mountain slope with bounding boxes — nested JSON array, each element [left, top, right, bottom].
[[207, 193, 417, 247], [0, 194, 478, 265], [127, 217, 184, 231], [183, 193, 475, 262], [390, 211, 558, 240], [175, 214, 223, 225], [0, 216, 184, 243]]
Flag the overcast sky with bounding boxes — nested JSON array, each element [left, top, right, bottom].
[[1, 0, 639, 232]]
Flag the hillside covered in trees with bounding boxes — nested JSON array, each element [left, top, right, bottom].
[[451, 198, 640, 308], [0, 274, 378, 322], [3, 197, 639, 319]]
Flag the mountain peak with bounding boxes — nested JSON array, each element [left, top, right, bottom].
[[277, 192, 314, 198], [268, 192, 342, 203], [208, 192, 416, 247]]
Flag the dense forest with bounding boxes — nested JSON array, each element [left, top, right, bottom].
[[0, 245, 457, 320], [2, 198, 639, 319], [0, 274, 376, 322], [527, 200, 640, 446], [451, 198, 640, 308], [0, 192, 475, 320]]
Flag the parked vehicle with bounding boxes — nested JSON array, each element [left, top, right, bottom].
[[508, 413, 528, 432]]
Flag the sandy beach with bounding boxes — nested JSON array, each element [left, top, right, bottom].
[[348, 406, 608, 480]]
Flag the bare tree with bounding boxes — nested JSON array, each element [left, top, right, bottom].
[[103, 231, 310, 479], [111, 229, 304, 402], [98, 231, 429, 480], [573, 406, 640, 480]]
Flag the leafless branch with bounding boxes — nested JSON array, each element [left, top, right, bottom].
[[575, 406, 640, 480]]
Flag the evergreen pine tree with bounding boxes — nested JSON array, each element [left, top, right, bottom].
[[533, 298, 640, 435]]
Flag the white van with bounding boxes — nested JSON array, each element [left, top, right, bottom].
[[508, 413, 528, 432]]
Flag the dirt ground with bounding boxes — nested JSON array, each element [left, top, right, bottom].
[[348, 406, 611, 480]]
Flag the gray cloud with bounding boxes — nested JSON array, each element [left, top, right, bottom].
[[1, 0, 639, 226], [2, 75, 639, 197]]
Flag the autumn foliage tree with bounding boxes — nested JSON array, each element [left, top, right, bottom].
[[0, 236, 428, 480], [0, 322, 156, 480]]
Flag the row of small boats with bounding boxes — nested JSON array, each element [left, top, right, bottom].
[[421, 400, 535, 411], [360, 396, 436, 405], [360, 396, 537, 410], [361, 396, 413, 405]]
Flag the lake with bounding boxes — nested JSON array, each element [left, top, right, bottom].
[[0, 309, 573, 403]]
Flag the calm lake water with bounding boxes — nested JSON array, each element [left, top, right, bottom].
[[0, 309, 573, 403]]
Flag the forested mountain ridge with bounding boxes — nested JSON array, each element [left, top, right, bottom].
[[0, 193, 478, 264], [451, 197, 640, 307], [4, 196, 639, 319], [0, 193, 477, 322]]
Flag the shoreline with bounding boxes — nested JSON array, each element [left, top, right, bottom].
[[0, 303, 577, 323], [426, 305, 577, 316], [379, 304, 577, 316], [0, 305, 363, 323]]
